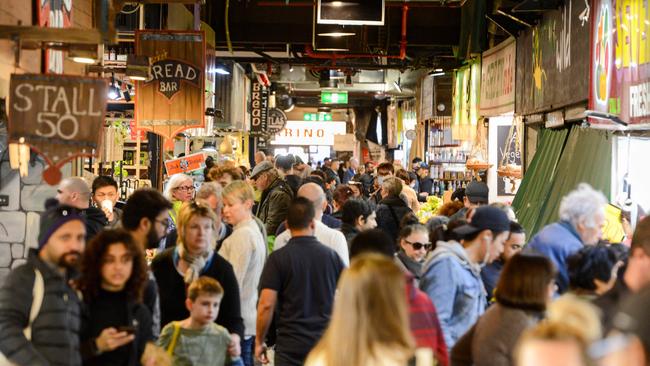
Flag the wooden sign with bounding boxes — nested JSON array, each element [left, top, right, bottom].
[[8, 74, 107, 184], [135, 31, 205, 146], [164, 152, 206, 175]]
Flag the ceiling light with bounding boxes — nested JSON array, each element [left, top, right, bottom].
[[331, 1, 343, 6], [126, 54, 150, 81], [108, 74, 121, 100], [317, 48, 350, 52], [317, 31, 356, 37], [68, 47, 97, 64], [434, 68, 443, 72], [430, 72, 445, 77], [209, 64, 231, 75], [289, 65, 294, 72]]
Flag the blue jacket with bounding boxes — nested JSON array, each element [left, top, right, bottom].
[[527, 221, 583, 293], [343, 168, 356, 184], [420, 241, 486, 349]]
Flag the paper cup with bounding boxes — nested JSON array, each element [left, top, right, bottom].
[[101, 200, 113, 214]]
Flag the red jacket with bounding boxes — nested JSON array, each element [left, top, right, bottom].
[[406, 275, 449, 366]]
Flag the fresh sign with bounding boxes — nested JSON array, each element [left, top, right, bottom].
[[321, 91, 348, 104]]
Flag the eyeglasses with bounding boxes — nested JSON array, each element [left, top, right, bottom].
[[174, 185, 195, 192], [155, 219, 170, 230], [404, 239, 432, 251]]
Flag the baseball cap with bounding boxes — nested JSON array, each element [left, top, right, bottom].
[[38, 202, 85, 250], [453, 206, 511, 238], [250, 161, 274, 179], [465, 181, 489, 204], [275, 154, 295, 171]]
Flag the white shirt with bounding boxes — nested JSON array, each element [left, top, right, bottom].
[[274, 220, 350, 267], [218, 218, 267, 336]]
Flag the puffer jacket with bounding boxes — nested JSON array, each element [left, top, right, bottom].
[[0, 253, 82, 366], [256, 177, 294, 239], [375, 195, 413, 241], [419, 240, 487, 349]]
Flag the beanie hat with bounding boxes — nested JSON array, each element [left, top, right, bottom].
[[38, 201, 85, 250]]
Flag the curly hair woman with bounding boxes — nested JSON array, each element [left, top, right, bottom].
[[78, 229, 152, 366]]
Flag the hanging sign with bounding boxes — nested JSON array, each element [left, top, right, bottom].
[[164, 152, 206, 175], [250, 80, 269, 149], [38, 0, 72, 74], [515, 0, 591, 115], [8, 74, 107, 184], [135, 31, 206, 147], [480, 37, 516, 116], [420, 75, 434, 121], [589, 0, 650, 127], [267, 108, 287, 134]]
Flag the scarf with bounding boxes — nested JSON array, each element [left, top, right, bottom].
[[178, 243, 214, 284]]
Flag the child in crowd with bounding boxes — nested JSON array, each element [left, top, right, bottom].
[[158, 277, 242, 366]]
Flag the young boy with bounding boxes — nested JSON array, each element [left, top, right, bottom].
[[158, 277, 242, 366]]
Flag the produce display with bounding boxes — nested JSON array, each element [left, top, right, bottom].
[[416, 195, 444, 223]]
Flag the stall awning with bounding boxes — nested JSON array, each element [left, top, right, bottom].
[[513, 126, 612, 236]]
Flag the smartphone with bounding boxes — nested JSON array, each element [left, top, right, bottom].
[[117, 325, 136, 335]]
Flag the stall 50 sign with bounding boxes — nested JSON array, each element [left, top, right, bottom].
[[8, 74, 107, 183], [149, 59, 200, 99]]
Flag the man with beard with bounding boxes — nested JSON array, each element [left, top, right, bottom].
[[121, 188, 173, 338], [0, 203, 86, 366]]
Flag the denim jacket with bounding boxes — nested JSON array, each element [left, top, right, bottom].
[[419, 240, 487, 349]]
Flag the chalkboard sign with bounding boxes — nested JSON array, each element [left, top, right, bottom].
[[8, 73, 107, 184], [496, 125, 522, 196]]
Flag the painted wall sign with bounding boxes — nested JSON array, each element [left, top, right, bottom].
[[480, 37, 516, 116], [8, 74, 107, 184], [164, 152, 206, 175], [516, 0, 591, 115], [271, 121, 347, 146], [135, 31, 205, 146], [589, 0, 650, 127], [496, 124, 522, 196]]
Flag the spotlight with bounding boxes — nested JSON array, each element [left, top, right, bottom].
[[108, 74, 120, 100], [68, 47, 97, 64]]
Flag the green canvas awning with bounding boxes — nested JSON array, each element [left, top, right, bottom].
[[513, 126, 612, 237]]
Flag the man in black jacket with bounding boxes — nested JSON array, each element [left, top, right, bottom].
[[0, 204, 86, 366], [375, 176, 413, 241], [56, 177, 107, 241]]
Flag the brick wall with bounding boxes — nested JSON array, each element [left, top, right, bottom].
[[0, 0, 94, 284]]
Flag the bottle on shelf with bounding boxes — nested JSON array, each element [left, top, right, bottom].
[[109, 47, 116, 61]]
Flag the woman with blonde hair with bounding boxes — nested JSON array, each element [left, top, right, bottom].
[[151, 201, 245, 359], [162, 173, 194, 233], [305, 253, 415, 366], [218, 181, 267, 366]]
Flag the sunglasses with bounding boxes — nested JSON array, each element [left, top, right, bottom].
[[404, 239, 432, 251]]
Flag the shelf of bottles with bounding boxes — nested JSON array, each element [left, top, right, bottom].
[[426, 127, 474, 197]]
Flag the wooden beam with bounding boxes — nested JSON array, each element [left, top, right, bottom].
[[0, 26, 103, 45]]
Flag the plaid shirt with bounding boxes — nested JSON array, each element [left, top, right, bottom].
[[406, 275, 449, 366]]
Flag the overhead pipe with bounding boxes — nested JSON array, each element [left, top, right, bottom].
[[304, 4, 409, 61], [257, 1, 460, 8]]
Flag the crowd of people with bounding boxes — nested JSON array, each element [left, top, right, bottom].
[[0, 154, 648, 366]]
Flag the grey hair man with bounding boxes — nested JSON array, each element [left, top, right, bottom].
[[527, 183, 608, 293], [273, 183, 349, 266]]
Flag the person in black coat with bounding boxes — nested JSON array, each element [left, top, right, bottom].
[[77, 230, 153, 366], [375, 177, 413, 241]]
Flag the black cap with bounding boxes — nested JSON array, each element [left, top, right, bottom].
[[453, 206, 511, 238], [465, 181, 489, 204]]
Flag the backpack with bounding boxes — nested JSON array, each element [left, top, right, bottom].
[[0, 269, 44, 366]]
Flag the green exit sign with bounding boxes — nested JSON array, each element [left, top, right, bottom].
[[304, 113, 333, 121], [321, 91, 348, 104]]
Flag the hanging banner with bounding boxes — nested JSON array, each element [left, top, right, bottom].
[[8, 74, 107, 184], [420, 75, 434, 121], [480, 37, 516, 116], [135, 31, 206, 147], [452, 59, 481, 141], [589, 0, 650, 127], [250, 80, 269, 149], [515, 0, 591, 115]]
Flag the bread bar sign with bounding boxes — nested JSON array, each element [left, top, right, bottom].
[[150, 58, 201, 99], [8, 74, 107, 184], [135, 31, 206, 146]]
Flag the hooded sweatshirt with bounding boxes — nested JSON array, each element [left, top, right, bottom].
[[419, 240, 487, 348]]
